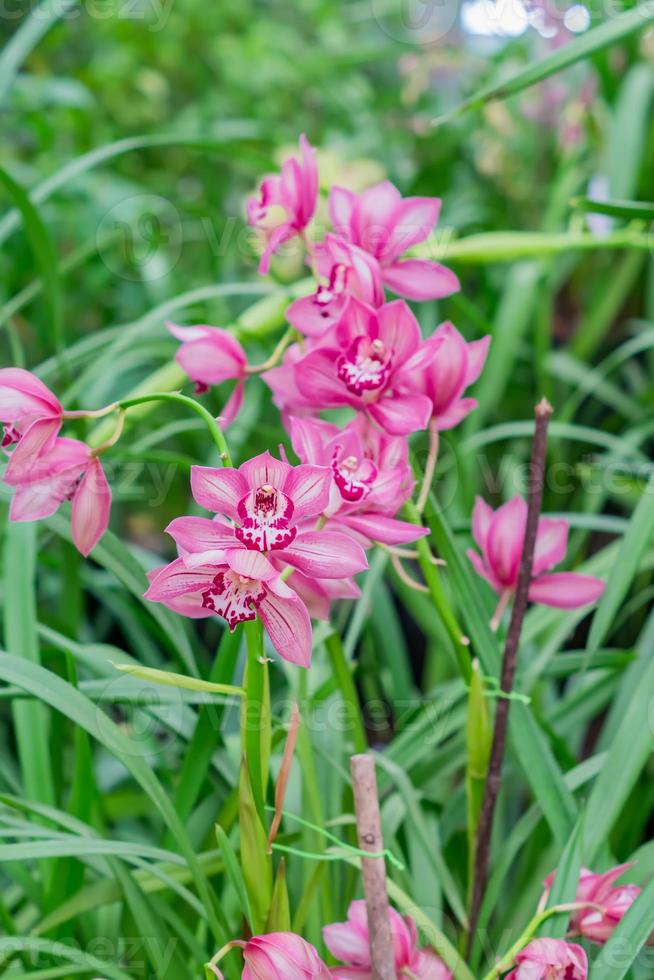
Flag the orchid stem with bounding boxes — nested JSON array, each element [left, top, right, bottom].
[[404, 499, 472, 682], [416, 422, 439, 515], [118, 391, 233, 465], [467, 398, 553, 953], [246, 327, 297, 374], [62, 402, 119, 420]]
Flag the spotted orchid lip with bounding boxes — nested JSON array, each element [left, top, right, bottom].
[[235, 484, 297, 552], [331, 450, 377, 503], [201, 569, 267, 630]]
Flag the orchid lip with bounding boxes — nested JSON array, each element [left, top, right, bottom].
[[235, 484, 297, 551], [201, 569, 266, 630], [337, 336, 392, 397]]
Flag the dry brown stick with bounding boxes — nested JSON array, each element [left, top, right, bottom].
[[467, 398, 553, 951], [350, 754, 396, 980]]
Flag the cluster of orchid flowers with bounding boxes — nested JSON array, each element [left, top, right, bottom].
[[0, 136, 615, 980], [0, 134, 603, 664], [208, 863, 651, 979]]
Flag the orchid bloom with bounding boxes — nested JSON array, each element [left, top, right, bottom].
[[146, 451, 367, 666], [414, 323, 490, 430], [323, 900, 451, 979], [543, 863, 651, 945], [4, 436, 111, 556], [146, 549, 314, 667], [0, 368, 63, 479], [294, 298, 439, 436], [505, 938, 587, 979], [286, 234, 385, 337], [328, 181, 459, 301], [247, 134, 318, 274], [467, 496, 605, 625], [208, 933, 331, 979], [167, 322, 248, 427], [289, 415, 427, 547]]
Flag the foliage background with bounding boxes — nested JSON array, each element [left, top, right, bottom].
[[1, 0, 654, 977]]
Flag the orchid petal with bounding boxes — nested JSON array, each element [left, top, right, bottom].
[[71, 457, 111, 556], [191, 465, 248, 518], [528, 572, 605, 609], [258, 590, 313, 667], [383, 259, 460, 301], [277, 530, 367, 578]]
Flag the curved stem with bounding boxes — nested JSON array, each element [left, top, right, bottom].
[[246, 327, 297, 374], [62, 403, 119, 420], [416, 421, 439, 515], [118, 392, 233, 465]]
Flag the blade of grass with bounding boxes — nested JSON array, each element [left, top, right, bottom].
[[433, 3, 654, 125]]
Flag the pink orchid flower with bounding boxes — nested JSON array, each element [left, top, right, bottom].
[[505, 938, 587, 979], [146, 452, 367, 664], [4, 436, 111, 557], [289, 415, 427, 547], [208, 933, 331, 979], [323, 900, 451, 979], [467, 496, 605, 625], [294, 298, 439, 436], [0, 368, 63, 479], [167, 322, 248, 427], [414, 323, 490, 430], [286, 234, 385, 337], [145, 549, 313, 667], [543, 863, 651, 945], [328, 181, 459, 301], [247, 134, 319, 274]]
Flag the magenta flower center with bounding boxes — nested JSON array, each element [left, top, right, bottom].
[[332, 452, 373, 503], [235, 483, 297, 551], [314, 264, 347, 317], [1, 424, 20, 451], [337, 336, 392, 397], [201, 570, 266, 630]]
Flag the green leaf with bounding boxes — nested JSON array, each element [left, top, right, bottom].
[[0, 165, 64, 361], [112, 662, 245, 698], [3, 523, 54, 808], [588, 472, 654, 653], [238, 758, 273, 933], [583, 652, 654, 860], [0, 652, 226, 942], [434, 4, 654, 124], [466, 660, 491, 900], [0, 0, 78, 104], [216, 824, 255, 931], [572, 197, 654, 221], [0, 936, 133, 980], [267, 858, 291, 932], [539, 816, 584, 938]]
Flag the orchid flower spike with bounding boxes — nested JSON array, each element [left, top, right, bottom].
[[467, 495, 605, 623], [247, 134, 319, 274]]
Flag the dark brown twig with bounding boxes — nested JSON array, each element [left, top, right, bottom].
[[350, 754, 395, 980], [467, 398, 553, 952]]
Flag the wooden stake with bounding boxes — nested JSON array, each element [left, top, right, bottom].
[[350, 754, 395, 980]]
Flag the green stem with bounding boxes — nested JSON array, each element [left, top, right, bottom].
[[325, 632, 367, 754], [242, 619, 270, 821], [118, 392, 233, 465], [404, 500, 472, 682]]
